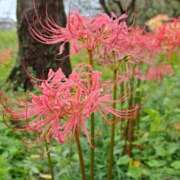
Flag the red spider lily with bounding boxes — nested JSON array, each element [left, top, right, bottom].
[[155, 18, 180, 54], [30, 11, 97, 54], [1, 66, 138, 144], [29, 11, 179, 67], [145, 64, 173, 81], [134, 64, 173, 81], [30, 11, 129, 55], [96, 25, 160, 66], [95, 15, 129, 64], [126, 27, 160, 64], [30, 10, 162, 65]]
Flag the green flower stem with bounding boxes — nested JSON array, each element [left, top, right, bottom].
[[120, 62, 125, 135], [75, 130, 86, 180], [88, 50, 95, 180], [90, 113, 95, 180], [45, 140, 55, 180], [134, 79, 142, 137], [107, 68, 118, 180], [125, 64, 138, 157]]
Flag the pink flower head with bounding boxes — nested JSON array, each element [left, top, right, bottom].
[[96, 24, 160, 65], [145, 64, 173, 81], [125, 27, 160, 64], [2, 65, 138, 144], [30, 11, 129, 55], [29, 10, 165, 66], [155, 18, 180, 54], [134, 64, 173, 81], [29, 11, 84, 54]]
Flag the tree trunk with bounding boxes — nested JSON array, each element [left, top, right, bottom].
[[8, 0, 71, 91], [99, 0, 137, 25]]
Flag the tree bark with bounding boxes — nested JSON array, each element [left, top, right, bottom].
[[99, 0, 111, 16], [8, 0, 71, 91], [99, 0, 137, 25]]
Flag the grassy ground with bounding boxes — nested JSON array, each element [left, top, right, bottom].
[[0, 30, 17, 85], [0, 30, 180, 180], [0, 30, 17, 49]]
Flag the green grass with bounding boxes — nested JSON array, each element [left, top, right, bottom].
[[0, 30, 17, 86], [0, 30, 17, 50]]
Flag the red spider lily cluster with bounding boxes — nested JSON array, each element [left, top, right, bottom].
[[31, 12, 160, 63], [135, 64, 174, 81], [1, 11, 179, 144], [30, 12, 129, 55], [1, 65, 138, 143], [30, 12, 179, 79], [0, 11, 179, 180]]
